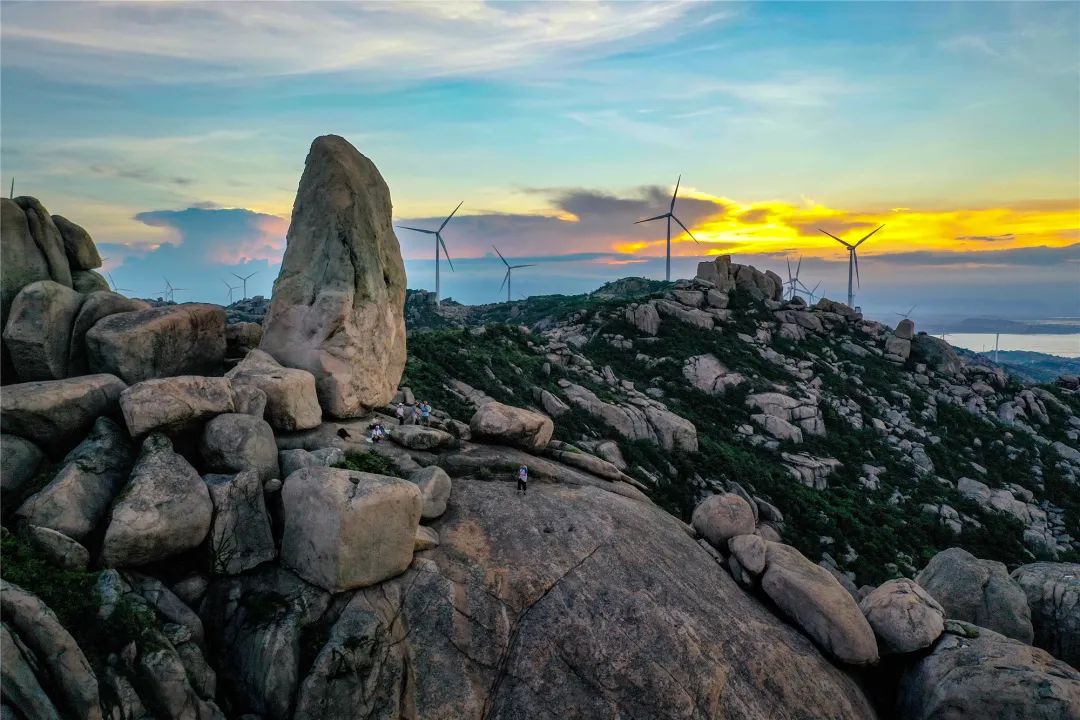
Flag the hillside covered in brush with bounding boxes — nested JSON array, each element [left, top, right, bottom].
[[403, 261, 1080, 589]]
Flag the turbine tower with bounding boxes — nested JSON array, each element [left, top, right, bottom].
[[397, 201, 461, 304], [493, 246, 535, 303], [231, 271, 257, 300], [223, 279, 241, 304], [806, 281, 822, 305], [634, 175, 699, 282], [818, 225, 883, 308]]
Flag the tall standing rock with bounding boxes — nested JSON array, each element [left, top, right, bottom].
[[259, 135, 407, 418]]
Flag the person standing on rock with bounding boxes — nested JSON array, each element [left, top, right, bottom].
[[517, 464, 529, 495], [396, 402, 406, 426], [411, 403, 422, 425], [421, 401, 431, 426]]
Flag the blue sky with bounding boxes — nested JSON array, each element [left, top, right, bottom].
[[1, 1, 1077, 322]]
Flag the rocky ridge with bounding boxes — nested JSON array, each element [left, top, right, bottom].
[[1, 135, 1078, 719]]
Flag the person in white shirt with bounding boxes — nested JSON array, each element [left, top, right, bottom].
[[517, 464, 528, 495]]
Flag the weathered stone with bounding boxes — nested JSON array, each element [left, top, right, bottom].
[[894, 318, 915, 340], [0, 434, 43, 505], [135, 642, 225, 720], [469, 401, 554, 452], [200, 567, 330, 720], [0, 580, 100, 720], [859, 579, 945, 654], [51, 215, 101, 271], [70, 270, 109, 294], [123, 571, 206, 646], [204, 470, 276, 575], [225, 349, 321, 431], [560, 381, 697, 452], [101, 434, 213, 567], [287, 480, 875, 718], [230, 384, 267, 418], [1, 198, 55, 330], [683, 353, 747, 395], [762, 542, 879, 665], [884, 334, 911, 361], [0, 374, 126, 452], [916, 547, 1034, 643], [66, 291, 149, 376], [281, 466, 421, 592], [911, 333, 963, 375], [414, 525, 440, 551], [389, 423, 454, 451], [225, 321, 262, 358], [24, 524, 89, 570], [1012, 563, 1080, 667], [278, 447, 345, 477], [729, 533, 767, 575], [2, 280, 83, 381], [408, 465, 452, 519], [200, 413, 280, 481], [1, 622, 62, 720], [16, 416, 134, 541], [897, 627, 1080, 719], [692, 493, 756, 547], [120, 375, 235, 437], [624, 303, 660, 335], [86, 303, 226, 383], [12, 198, 72, 289], [538, 388, 570, 418], [260, 135, 407, 417]]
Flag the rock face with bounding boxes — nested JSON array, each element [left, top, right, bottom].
[[204, 470, 276, 575], [859, 579, 945, 654], [408, 465, 452, 519], [683, 353, 746, 395], [1012, 563, 1080, 667], [101, 434, 213, 568], [691, 493, 756, 546], [259, 135, 407, 418], [0, 434, 43, 505], [278, 447, 344, 477], [86, 304, 226, 383], [897, 626, 1080, 719], [67, 291, 148, 376], [225, 349, 321, 431], [16, 417, 134, 542], [284, 480, 875, 718], [52, 215, 101, 271], [0, 580, 100, 720], [911, 333, 963, 375], [120, 376, 235, 437], [3, 280, 83, 381], [71, 270, 109, 294], [916, 547, 1034, 643], [200, 414, 280, 482], [0, 374, 126, 452], [281, 467, 421, 592], [761, 542, 880, 665], [1, 198, 62, 330], [469, 401, 554, 452]]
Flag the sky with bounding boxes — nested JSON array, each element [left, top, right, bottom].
[[2, 0, 1078, 328]]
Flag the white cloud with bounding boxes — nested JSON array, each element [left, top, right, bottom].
[[1, 1, 703, 85]]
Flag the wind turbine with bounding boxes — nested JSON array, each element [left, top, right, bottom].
[[231, 271, 257, 300], [223, 279, 241, 304], [634, 175, 699, 282], [785, 256, 810, 301], [896, 304, 917, 319], [805, 281, 822, 305], [493, 246, 534, 303], [106, 273, 132, 295], [397, 201, 461, 305], [818, 225, 883, 308]]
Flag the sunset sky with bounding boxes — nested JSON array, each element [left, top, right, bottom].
[[2, 1, 1077, 322]]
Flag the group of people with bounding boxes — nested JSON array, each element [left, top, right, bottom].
[[395, 400, 432, 426]]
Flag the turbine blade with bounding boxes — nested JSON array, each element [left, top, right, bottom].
[[795, 255, 802, 277], [439, 201, 463, 232], [854, 251, 861, 288], [634, 213, 669, 225], [230, 273, 243, 281], [439, 235, 454, 271], [492, 245, 508, 267], [397, 225, 435, 234], [499, 270, 509, 292], [818, 229, 852, 248], [672, 216, 699, 243], [670, 174, 681, 212], [855, 224, 884, 247], [786, 258, 792, 281], [511, 264, 535, 269]]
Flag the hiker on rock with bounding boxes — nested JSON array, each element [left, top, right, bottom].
[[517, 464, 529, 495], [421, 401, 431, 426], [395, 402, 406, 426]]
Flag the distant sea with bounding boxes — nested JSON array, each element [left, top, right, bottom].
[[947, 333, 1080, 358]]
